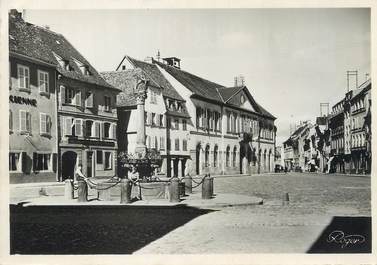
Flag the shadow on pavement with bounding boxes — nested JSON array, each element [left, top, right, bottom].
[[307, 216, 371, 253], [10, 204, 215, 254]]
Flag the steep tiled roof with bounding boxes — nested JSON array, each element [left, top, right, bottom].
[[101, 70, 140, 107], [155, 60, 275, 120], [218, 86, 243, 102], [124, 56, 184, 101], [9, 13, 116, 90], [154, 60, 224, 102]]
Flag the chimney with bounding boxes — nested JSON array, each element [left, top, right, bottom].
[[9, 9, 23, 19], [162, 57, 181, 69], [156, 50, 161, 62], [234, 75, 245, 87]]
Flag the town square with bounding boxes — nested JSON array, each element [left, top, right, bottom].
[[5, 7, 372, 257]]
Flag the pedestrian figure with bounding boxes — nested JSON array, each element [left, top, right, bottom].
[[75, 164, 96, 189], [128, 165, 141, 200]]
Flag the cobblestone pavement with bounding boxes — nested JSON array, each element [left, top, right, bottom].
[[135, 173, 371, 254]]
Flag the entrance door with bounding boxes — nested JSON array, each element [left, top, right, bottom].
[[87, 151, 94, 178], [62, 151, 77, 181]]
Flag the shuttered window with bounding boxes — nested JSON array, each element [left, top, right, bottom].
[[20, 110, 31, 132], [17, 65, 29, 89], [64, 117, 73, 135], [40, 113, 51, 135], [75, 119, 83, 136], [38, 70, 49, 93]]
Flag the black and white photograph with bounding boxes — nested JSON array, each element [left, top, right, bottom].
[[1, 1, 374, 263]]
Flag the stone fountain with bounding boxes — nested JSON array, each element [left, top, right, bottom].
[[118, 71, 163, 182]]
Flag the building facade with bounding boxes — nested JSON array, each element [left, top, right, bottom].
[[349, 80, 371, 174], [101, 56, 191, 178], [9, 10, 120, 183], [154, 57, 276, 176], [9, 11, 58, 183]]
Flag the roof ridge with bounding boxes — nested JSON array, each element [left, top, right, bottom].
[[156, 60, 225, 87]]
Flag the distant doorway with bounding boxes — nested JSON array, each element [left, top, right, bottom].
[[62, 151, 77, 181]]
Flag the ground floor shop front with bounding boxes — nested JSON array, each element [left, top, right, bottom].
[[59, 141, 117, 181]]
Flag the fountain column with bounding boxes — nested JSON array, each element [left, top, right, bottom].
[[134, 73, 149, 158]]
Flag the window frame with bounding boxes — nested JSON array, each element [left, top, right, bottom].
[[9, 152, 21, 172], [17, 64, 30, 91], [33, 152, 52, 172], [38, 70, 49, 94], [19, 110, 31, 133]]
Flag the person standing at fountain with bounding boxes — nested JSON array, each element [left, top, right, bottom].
[[128, 165, 141, 200], [75, 164, 96, 189]]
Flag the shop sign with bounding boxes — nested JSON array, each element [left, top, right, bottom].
[[9, 95, 37, 107]]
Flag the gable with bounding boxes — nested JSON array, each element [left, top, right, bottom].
[[227, 89, 257, 113]]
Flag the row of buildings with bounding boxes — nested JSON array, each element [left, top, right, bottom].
[[9, 10, 276, 183], [282, 77, 371, 174], [9, 10, 277, 184]]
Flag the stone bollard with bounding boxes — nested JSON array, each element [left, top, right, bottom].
[[77, 180, 88, 202], [184, 175, 192, 194], [209, 176, 214, 197], [120, 179, 132, 204], [282, 192, 290, 206], [202, 175, 211, 199], [169, 177, 180, 203], [98, 182, 111, 201], [64, 179, 74, 200]]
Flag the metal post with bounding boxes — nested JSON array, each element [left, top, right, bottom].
[[120, 179, 132, 204], [169, 177, 180, 203], [64, 179, 74, 199], [77, 180, 88, 202]]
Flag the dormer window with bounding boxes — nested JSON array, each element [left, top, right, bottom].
[[53, 53, 71, 71], [73, 58, 91, 76]]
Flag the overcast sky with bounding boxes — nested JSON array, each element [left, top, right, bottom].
[[23, 8, 370, 145]]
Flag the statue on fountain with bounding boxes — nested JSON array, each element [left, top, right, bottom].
[[118, 70, 162, 182]]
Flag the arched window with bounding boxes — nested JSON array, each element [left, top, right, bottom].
[[232, 146, 237, 167], [214, 145, 218, 167], [205, 145, 210, 167], [226, 146, 230, 167]]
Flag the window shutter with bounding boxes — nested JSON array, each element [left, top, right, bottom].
[[156, 114, 160, 127], [65, 117, 72, 135], [95, 122, 100, 138], [52, 153, 57, 172], [21, 152, 27, 173], [82, 120, 86, 137], [33, 152, 38, 172], [60, 86, 66, 104], [75, 90, 81, 106], [101, 122, 105, 139], [26, 112, 31, 132], [112, 124, 117, 139], [47, 115, 52, 134]]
